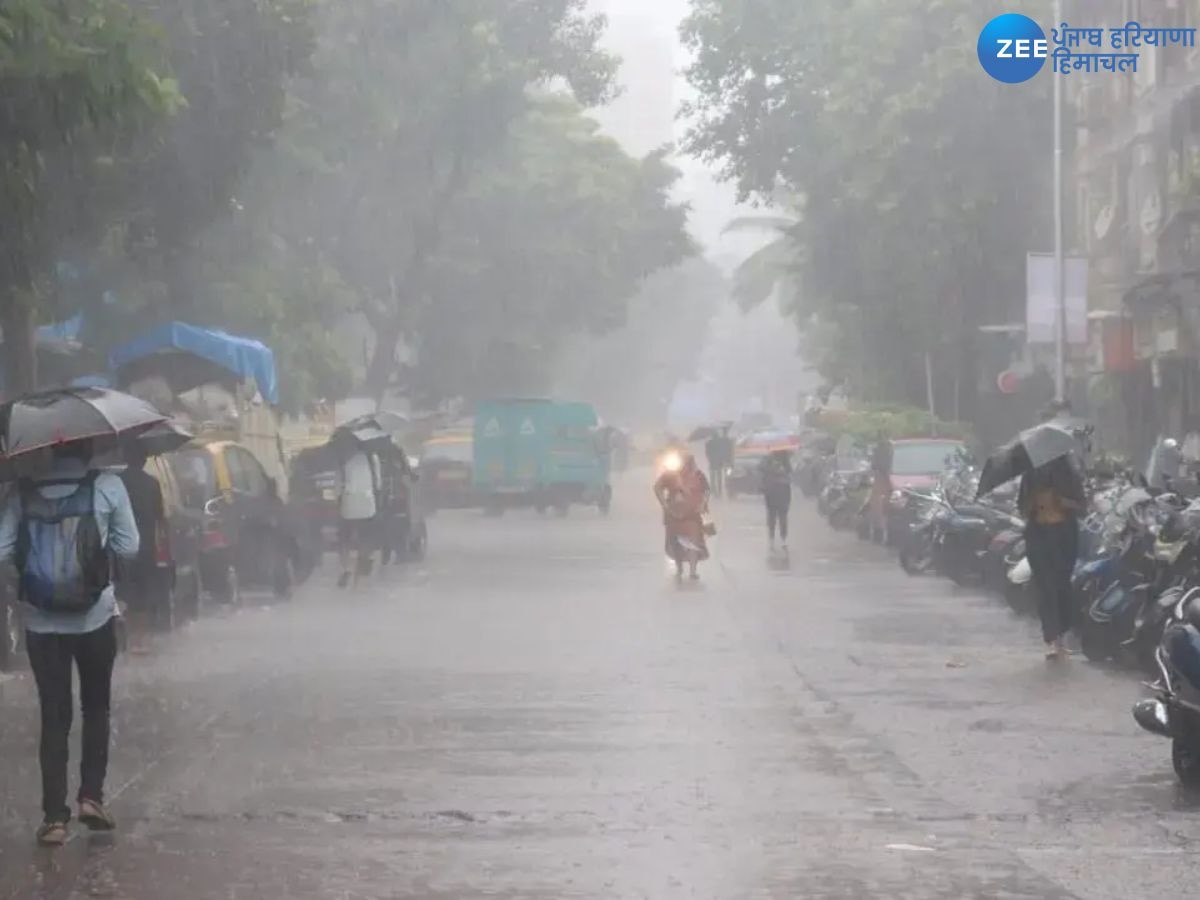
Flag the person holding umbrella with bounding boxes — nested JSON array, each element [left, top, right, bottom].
[[759, 448, 793, 552], [332, 428, 382, 588], [0, 387, 161, 845], [979, 406, 1086, 660], [115, 442, 166, 651]]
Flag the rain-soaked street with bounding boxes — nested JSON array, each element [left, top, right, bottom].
[[2, 473, 1199, 899]]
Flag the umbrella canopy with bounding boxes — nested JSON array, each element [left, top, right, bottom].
[[976, 422, 1080, 498], [0, 387, 166, 460], [128, 420, 194, 457], [332, 414, 393, 448]]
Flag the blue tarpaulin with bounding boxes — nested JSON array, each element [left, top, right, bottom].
[[35, 314, 84, 346], [110, 322, 279, 405]]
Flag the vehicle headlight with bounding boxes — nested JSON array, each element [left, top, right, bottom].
[[661, 450, 683, 473], [890, 489, 905, 504]]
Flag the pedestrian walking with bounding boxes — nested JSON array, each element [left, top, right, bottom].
[[0, 440, 139, 845], [867, 431, 893, 543], [335, 437, 380, 588], [705, 429, 729, 498], [760, 449, 793, 551], [1019, 407, 1086, 661], [117, 443, 167, 649]]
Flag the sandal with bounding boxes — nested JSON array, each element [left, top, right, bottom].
[[36, 821, 68, 847], [78, 798, 115, 832]]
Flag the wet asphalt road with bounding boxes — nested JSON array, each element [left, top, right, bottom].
[[2, 473, 1200, 898]]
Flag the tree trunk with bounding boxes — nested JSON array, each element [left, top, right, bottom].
[[1, 298, 37, 399], [365, 315, 404, 406]]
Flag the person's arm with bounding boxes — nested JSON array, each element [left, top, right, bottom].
[[102, 476, 140, 561]]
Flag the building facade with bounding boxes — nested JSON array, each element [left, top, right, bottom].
[[1071, 0, 1200, 458]]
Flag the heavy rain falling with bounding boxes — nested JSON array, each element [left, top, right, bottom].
[[3, 1, 1200, 897]]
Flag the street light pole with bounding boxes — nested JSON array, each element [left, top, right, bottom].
[[1053, 0, 1067, 402]]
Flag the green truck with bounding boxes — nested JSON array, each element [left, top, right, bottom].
[[472, 398, 612, 516]]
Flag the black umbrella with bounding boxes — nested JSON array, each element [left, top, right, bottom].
[[688, 423, 732, 442], [332, 414, 393, 447], [128, 419, 194, 457], [976, 422, 1080, 498], [0, 387, 166, 460]]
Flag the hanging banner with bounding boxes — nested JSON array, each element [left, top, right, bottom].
[[1026, 253, 1088, 345]]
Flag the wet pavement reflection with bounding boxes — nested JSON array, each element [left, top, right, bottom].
[[1, 474, 1199, 898]]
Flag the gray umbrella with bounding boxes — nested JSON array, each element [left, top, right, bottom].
[[1018, 422, 1080, 468], [976, 422, 1081, 498], [0, 387, 166, 460]]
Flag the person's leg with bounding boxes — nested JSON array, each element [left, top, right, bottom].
[[337, 520, 353, 586], [1051, 522, 1079, 648], [74, 619, 117, 825], [26, 631, 74, 826], [779, 490, 791, 544], [1025, 526, 1060, 650], [766, 496, 778, 543]]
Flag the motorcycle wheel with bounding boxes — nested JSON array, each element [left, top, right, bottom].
[[899, 540, 933, 576], [1003, 581, 1032, 614], [1173, 733, 1200, 788]]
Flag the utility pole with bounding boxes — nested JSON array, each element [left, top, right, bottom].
[[1053, 0, 1067, 402]]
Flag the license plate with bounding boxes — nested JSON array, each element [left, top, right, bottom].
[[322, 488, 337, 500]]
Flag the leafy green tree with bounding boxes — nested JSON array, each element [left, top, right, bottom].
[[409, 97, 694, 404], [269, 0, 619, 398], [682, 0, 1052, 416], [0, 0, 179, 394]]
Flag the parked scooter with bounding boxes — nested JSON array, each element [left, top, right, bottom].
[[1133, 586, 1200, 786]]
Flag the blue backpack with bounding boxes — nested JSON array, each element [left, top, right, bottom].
[[15, 474, 110, 613]]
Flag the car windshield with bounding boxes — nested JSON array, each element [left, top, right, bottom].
[[172, 449, 217, 508], [891, 442, 961, 476], [422, 440, 472, 464]]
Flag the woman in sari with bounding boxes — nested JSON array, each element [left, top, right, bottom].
[[654, 452, 711, 580]]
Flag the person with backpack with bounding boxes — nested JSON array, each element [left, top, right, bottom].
[[0, 441, 139, 846]]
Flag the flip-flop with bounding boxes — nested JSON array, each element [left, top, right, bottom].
[[78, 799, 115, 832], [36, 821, 68, 846]]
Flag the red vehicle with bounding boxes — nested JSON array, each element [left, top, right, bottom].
[[888, 438, 966, 492], [886, 438, 967, 539]]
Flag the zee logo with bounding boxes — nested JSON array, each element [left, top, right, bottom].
[[995, 38, 1049, 59], [978, 13, 1048, 83]]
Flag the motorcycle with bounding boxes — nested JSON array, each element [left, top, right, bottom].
[[1078, 493, 1182, 667], [822, 466, 872, 531], [898, 485, 1022, 585], [1133, 586, 1200, 786]]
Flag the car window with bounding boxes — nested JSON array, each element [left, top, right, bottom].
[[422, 440, 472, 464], [891, 442, 963, 476], [231, 448, 268, 497], [172, 450, 216, 508]]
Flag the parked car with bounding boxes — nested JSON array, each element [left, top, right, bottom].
[[420, 432, 476, 511], [289, 443, 341, 555], [886, 438, 967, 540], [171, 441, 314, 603]]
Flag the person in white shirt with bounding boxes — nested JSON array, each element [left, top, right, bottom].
[[336, 443, 380, 588]]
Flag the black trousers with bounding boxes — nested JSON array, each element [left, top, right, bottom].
[[765, 487, 792, 541], [1026, 521, 1078, 645], [709, 465, 725, 497], [26, 619, 118, 822]]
